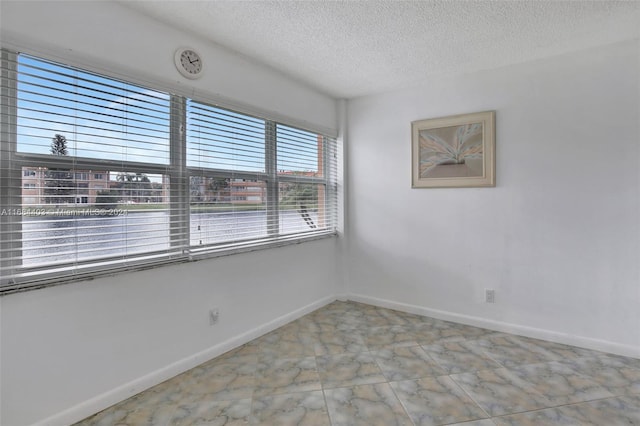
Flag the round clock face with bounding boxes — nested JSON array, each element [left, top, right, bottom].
[[174, 48, 203, 79]]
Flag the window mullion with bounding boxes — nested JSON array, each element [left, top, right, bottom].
[[265, 121, 278, 236], [170, 95, 189, 254], [325, 135, 336, 228], [320, 135, 329, 229]]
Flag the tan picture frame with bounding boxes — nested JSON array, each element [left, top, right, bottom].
[[411, 110, 495, 188]]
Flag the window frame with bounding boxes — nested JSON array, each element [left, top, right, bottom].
[[0, 49, 338, 294]]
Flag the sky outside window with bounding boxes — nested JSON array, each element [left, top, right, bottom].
[[17, 55, 171, 164]]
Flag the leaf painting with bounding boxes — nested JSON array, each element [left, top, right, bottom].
[[418, 123, 483, 178]]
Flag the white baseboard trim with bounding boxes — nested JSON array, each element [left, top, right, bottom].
[[334, 292, 350, 302], [348, 293, 640, 359], [31, 292, 639, 426], [32, 295, 336, 426]]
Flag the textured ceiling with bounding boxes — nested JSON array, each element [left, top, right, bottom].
[[119, 0, 640, 99]]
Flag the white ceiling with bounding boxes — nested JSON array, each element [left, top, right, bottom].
[[119, 0, 640, 99]]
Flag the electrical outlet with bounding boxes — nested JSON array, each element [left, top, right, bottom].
[[209, 308, 219, 325], [485, 289, 495, 303]]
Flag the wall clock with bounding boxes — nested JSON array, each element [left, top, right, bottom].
[[174, 47, 203, 79]]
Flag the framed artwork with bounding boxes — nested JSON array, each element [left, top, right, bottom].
[[411, 110, 495, 188]]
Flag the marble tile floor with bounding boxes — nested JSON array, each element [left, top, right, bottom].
[[76, 301, 640, 425]]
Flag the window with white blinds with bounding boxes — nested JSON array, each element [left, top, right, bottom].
[[0, 49, 338, 293], [186, 100, 337, 252]]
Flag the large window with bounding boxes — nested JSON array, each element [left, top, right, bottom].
[[0, 50, 338, 293]]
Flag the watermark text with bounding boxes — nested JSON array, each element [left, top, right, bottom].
[[0, 208, 128, 217]]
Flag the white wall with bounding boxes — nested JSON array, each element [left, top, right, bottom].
[[0, 1, 337, 135], [0, 2, 341, 425], [347, 40, 640, 357], [2, 240, 340, 426]]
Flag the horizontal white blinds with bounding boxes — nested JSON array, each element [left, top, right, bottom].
[[187, 100, 337, 246], [1, 52, 184, 289], [187, 101, 265, 172], [189, 176, 269, 246], [18, 171, 175, 267], [16, 54, 172, 163], [277, 124, 322, 176], [1, 50, 338, 293], [276, 124, 337, 236], [187, 100, 269, 248]]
